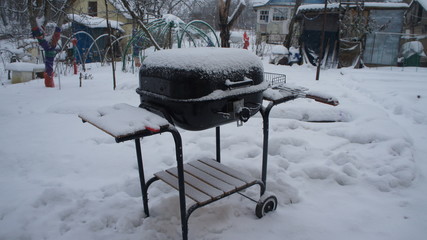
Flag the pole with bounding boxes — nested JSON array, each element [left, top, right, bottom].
[[104, 0, 117, 90], [316, 0, 328, 80]]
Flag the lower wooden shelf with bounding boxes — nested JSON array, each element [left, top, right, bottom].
[[154, 159, 258, 205]]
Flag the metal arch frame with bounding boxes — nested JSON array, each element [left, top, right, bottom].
[[86, 33, 118, 63], [57, 35, 84, 67], [72, 31, 103, 65], [102, 34, 131, 65], [121, 18, 220, 71], [178, 20, 220, 48]]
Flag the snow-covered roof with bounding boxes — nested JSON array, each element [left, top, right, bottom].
[[416, 0, 427, 10], [253, 0, 325, 8], [68, 14, 125, 32], [297, 2, 408, 13], [253, 0, 294, 8], [253, 0, 269, 7]]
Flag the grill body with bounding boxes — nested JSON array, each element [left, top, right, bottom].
[[137, 48, 266, 130]]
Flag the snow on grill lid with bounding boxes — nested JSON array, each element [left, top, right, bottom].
[[142, 47, 263, 74]]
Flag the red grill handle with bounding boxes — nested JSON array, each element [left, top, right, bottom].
[[306, 94, 339, 106]]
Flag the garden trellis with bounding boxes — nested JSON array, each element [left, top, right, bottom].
[[122, 14, 219, 71]]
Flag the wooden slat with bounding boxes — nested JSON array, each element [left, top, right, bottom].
[[166, 168, 224, 199], [154, 171, 211, 204], [199, 159, 257, 184], [184, 164, 236, 193], [189, 161, 246, 188]]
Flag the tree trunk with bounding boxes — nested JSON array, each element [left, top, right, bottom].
[[218, 0, 245, 48], [284, 0, 302, 48], [27, 0, 75, 87], [219, 25, 231, 48]]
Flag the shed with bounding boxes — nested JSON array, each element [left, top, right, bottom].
[[296, 2, 409, 67], [68, 14, 124, 63]]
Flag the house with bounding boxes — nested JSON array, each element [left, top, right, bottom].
[[405, 0, 427, 37], [253, 0, 323, 44], [71, 0, 133, 35], [295, 1, 409, 67], [69, 0, 134, 62], [67, 14, 125, 63]]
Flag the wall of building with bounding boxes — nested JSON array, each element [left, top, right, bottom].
[[72, 0, 133, 35], [255, 5, 293, 43]]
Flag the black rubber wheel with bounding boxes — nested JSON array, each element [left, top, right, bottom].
[[255, 195, 278, 218]]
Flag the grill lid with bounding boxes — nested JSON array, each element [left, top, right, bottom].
[[139, 47, 264, 100]]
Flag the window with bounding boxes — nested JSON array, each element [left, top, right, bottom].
[[272, 8, 288, 21], [259, 10, 269, 23], [88, 1, 98, 17]]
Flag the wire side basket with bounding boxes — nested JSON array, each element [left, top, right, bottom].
[[264, 72, 286, 87]]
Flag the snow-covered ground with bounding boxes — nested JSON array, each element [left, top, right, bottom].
[[0, 60, 426, 240]]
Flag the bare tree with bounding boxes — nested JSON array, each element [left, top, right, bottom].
[[284, 0, 302, 49], [218, 0, 245, 47], [0, 0, 31, 39], [27, 0, 75, 87], [119, 0, 161, 50]]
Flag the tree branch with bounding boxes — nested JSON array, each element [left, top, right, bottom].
[[227, 1, 245, 27], [119, 0, 161, 50]]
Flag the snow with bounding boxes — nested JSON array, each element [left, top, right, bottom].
[[297, 2, 409, 13], [1, 53, 427, 240], [142, 47, 264, 75], [271, 45, 289, 55], [416, 0, 427, 10], [253, 0, 269, 7], [162, 14, 185, 26], [78, 103, 170, 138], [68, 14, 125, 32], [4, 62, 45, 72], [401, 41, 426, 58]]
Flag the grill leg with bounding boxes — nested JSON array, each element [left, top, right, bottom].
[[216, 126, 221, 163], [135, 138, 150, 217], [168, 128, 188, 240], [260, 102, 274, 195]]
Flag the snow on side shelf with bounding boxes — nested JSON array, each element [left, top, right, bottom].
[[78, 103, 169, 137], [142, 47, 263, 74]]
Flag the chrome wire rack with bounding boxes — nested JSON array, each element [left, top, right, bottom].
[[264, 72, 286, 87]]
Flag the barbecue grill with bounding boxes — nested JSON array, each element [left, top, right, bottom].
[[79, 47, 339, 240], [137, 47, 268, 130]]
